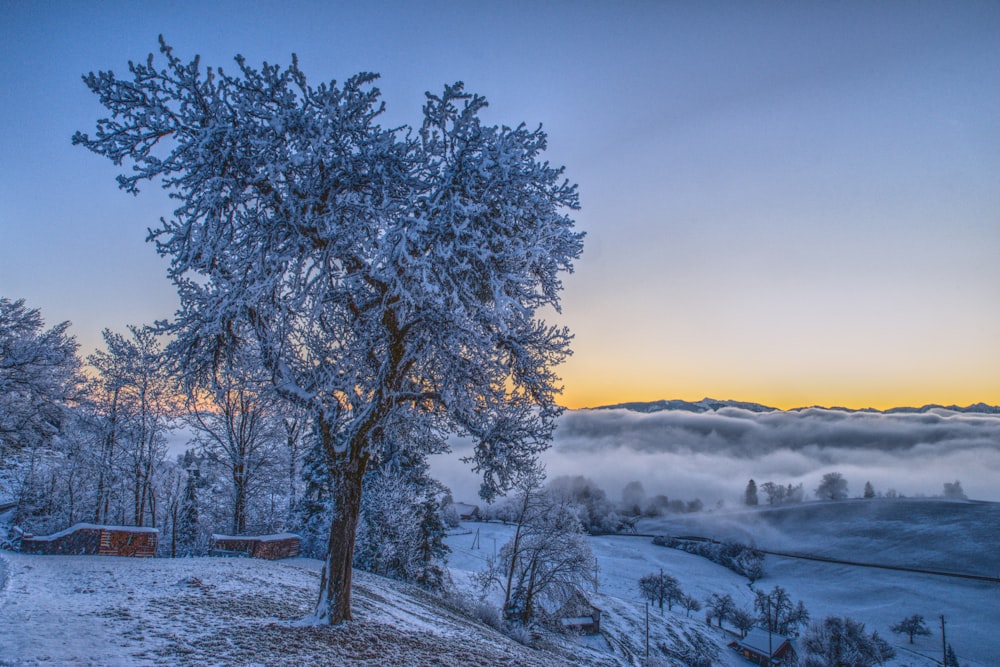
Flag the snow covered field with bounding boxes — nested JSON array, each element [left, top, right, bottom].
[[2, 498, 995, 666], [445, 499, 999, 667]]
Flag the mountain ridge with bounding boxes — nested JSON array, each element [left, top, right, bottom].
[[587, 397, 1000, 415]]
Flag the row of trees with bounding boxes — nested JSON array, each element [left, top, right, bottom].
[[643, 565, 966, 667], [480, 476, 710, 535], [744, 478, 806, 506], [0, 303, 308, 543], [1, 300, 453, 591], [642, 572, 901, 667], [746, 474, 969, 506], [639, 570, 701, 617]]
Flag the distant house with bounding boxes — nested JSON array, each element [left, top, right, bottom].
[[450, 502, 480, 521], [209, 533, 301, 560], [20, 523, 158, 557], [552, 589, 602, 635], [730, 628, 793, 666]]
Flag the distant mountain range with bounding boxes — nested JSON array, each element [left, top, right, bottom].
[[589, 398, 1000, 415]]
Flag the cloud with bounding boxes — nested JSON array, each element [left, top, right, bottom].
[[431, 407, 1000, 504]]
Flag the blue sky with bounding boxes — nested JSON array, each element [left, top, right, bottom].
[[2, 1, 998, 408]]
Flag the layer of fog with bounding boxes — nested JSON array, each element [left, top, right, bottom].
[[432, 406, 1000, 505]]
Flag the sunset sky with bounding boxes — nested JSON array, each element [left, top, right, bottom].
[[2, 1, 998, 410]]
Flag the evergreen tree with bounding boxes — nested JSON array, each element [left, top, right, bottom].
[[745, 479, 758, 506], [863, 481, 876, 498], [946, 643, 960, 667], [177, 470, 199, 555]]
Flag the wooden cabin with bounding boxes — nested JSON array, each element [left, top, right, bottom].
[[450, 502, 481, 521], [553, 589, 602, 635], [730, 628, 793, 666], [209, 533, 301, 560], [20, 523, 158, 557]]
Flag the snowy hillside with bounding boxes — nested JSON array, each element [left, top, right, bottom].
[[2, 498, 994, 666], [0, 553, 583, 666], [632, 499, 999, 666]]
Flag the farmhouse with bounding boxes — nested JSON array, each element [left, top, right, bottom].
[[730, 628, 793, 666], [20, 523, 158, 557], [450, 502, 480, 521], [553, 589, 602, 635], [209, 533, 301, 560]]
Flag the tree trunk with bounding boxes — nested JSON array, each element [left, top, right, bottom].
[[233, 464, 247, 534], [314, 451, 367, 625]]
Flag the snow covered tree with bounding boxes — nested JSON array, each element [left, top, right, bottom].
[[353, 447, 450, 590], [744, 479, 758, 506], [815, 472, 849, 501], [730, 607, 756, 638], [476, 470, 598, 624], [890, 614, 931, 644], [280, 410, 308, 519], [801, 616, 895, 667], [942, 480, 966, 499], [185, 349, 281, 535], [680, 593, 702, 618], [176, 469, 200, 555], [621, 480, 645, 516], [785, 482, 805, 503], [75, 40, 582, 623], [0, 298, 82, 460], [88, 326, 176, 527], [760, 481, 786, 505], [706, 593, 736, 628], [546, 475, 618, 533], [945, 643, 960, 667], [638, 570, 681, 613], [754, 585, 809, 636], [863, 481, 876, 499]]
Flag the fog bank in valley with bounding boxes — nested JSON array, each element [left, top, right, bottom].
[[432, 406, 1000, 506]]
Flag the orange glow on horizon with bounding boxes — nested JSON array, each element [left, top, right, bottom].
[[554, 366, 1000, 412]]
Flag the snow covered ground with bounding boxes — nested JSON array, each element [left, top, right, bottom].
[[445, 498, 998, 667], [1, 498, 994, 666], [0, 552, 579, 666]]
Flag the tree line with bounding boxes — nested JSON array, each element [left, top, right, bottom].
[[745, 473, 969, 506]]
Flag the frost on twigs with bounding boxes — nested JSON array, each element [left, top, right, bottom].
[[76, 40, 583, 624]]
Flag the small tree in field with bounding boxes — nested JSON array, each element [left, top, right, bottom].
[[680, 593, 702, 618], [863, 481, 876, 498], [476, 469, 598, 624], [801, 616, 895, 667], [890, 614, 931, 644], [706, 593, 736, 628], [815, 472, 849, 501], [943, 480, 967, 499], [76, 40, 583, 624], [638, 570, 681, 613], [730, 607, 756, 638]]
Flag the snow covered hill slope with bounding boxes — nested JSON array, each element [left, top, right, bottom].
[[633, 498, 1000, 666], [641, 498, 1000, 575], [0, 552, 585, 666]]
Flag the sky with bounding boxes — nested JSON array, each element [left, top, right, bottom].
[[2, 0, 999, 411]]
